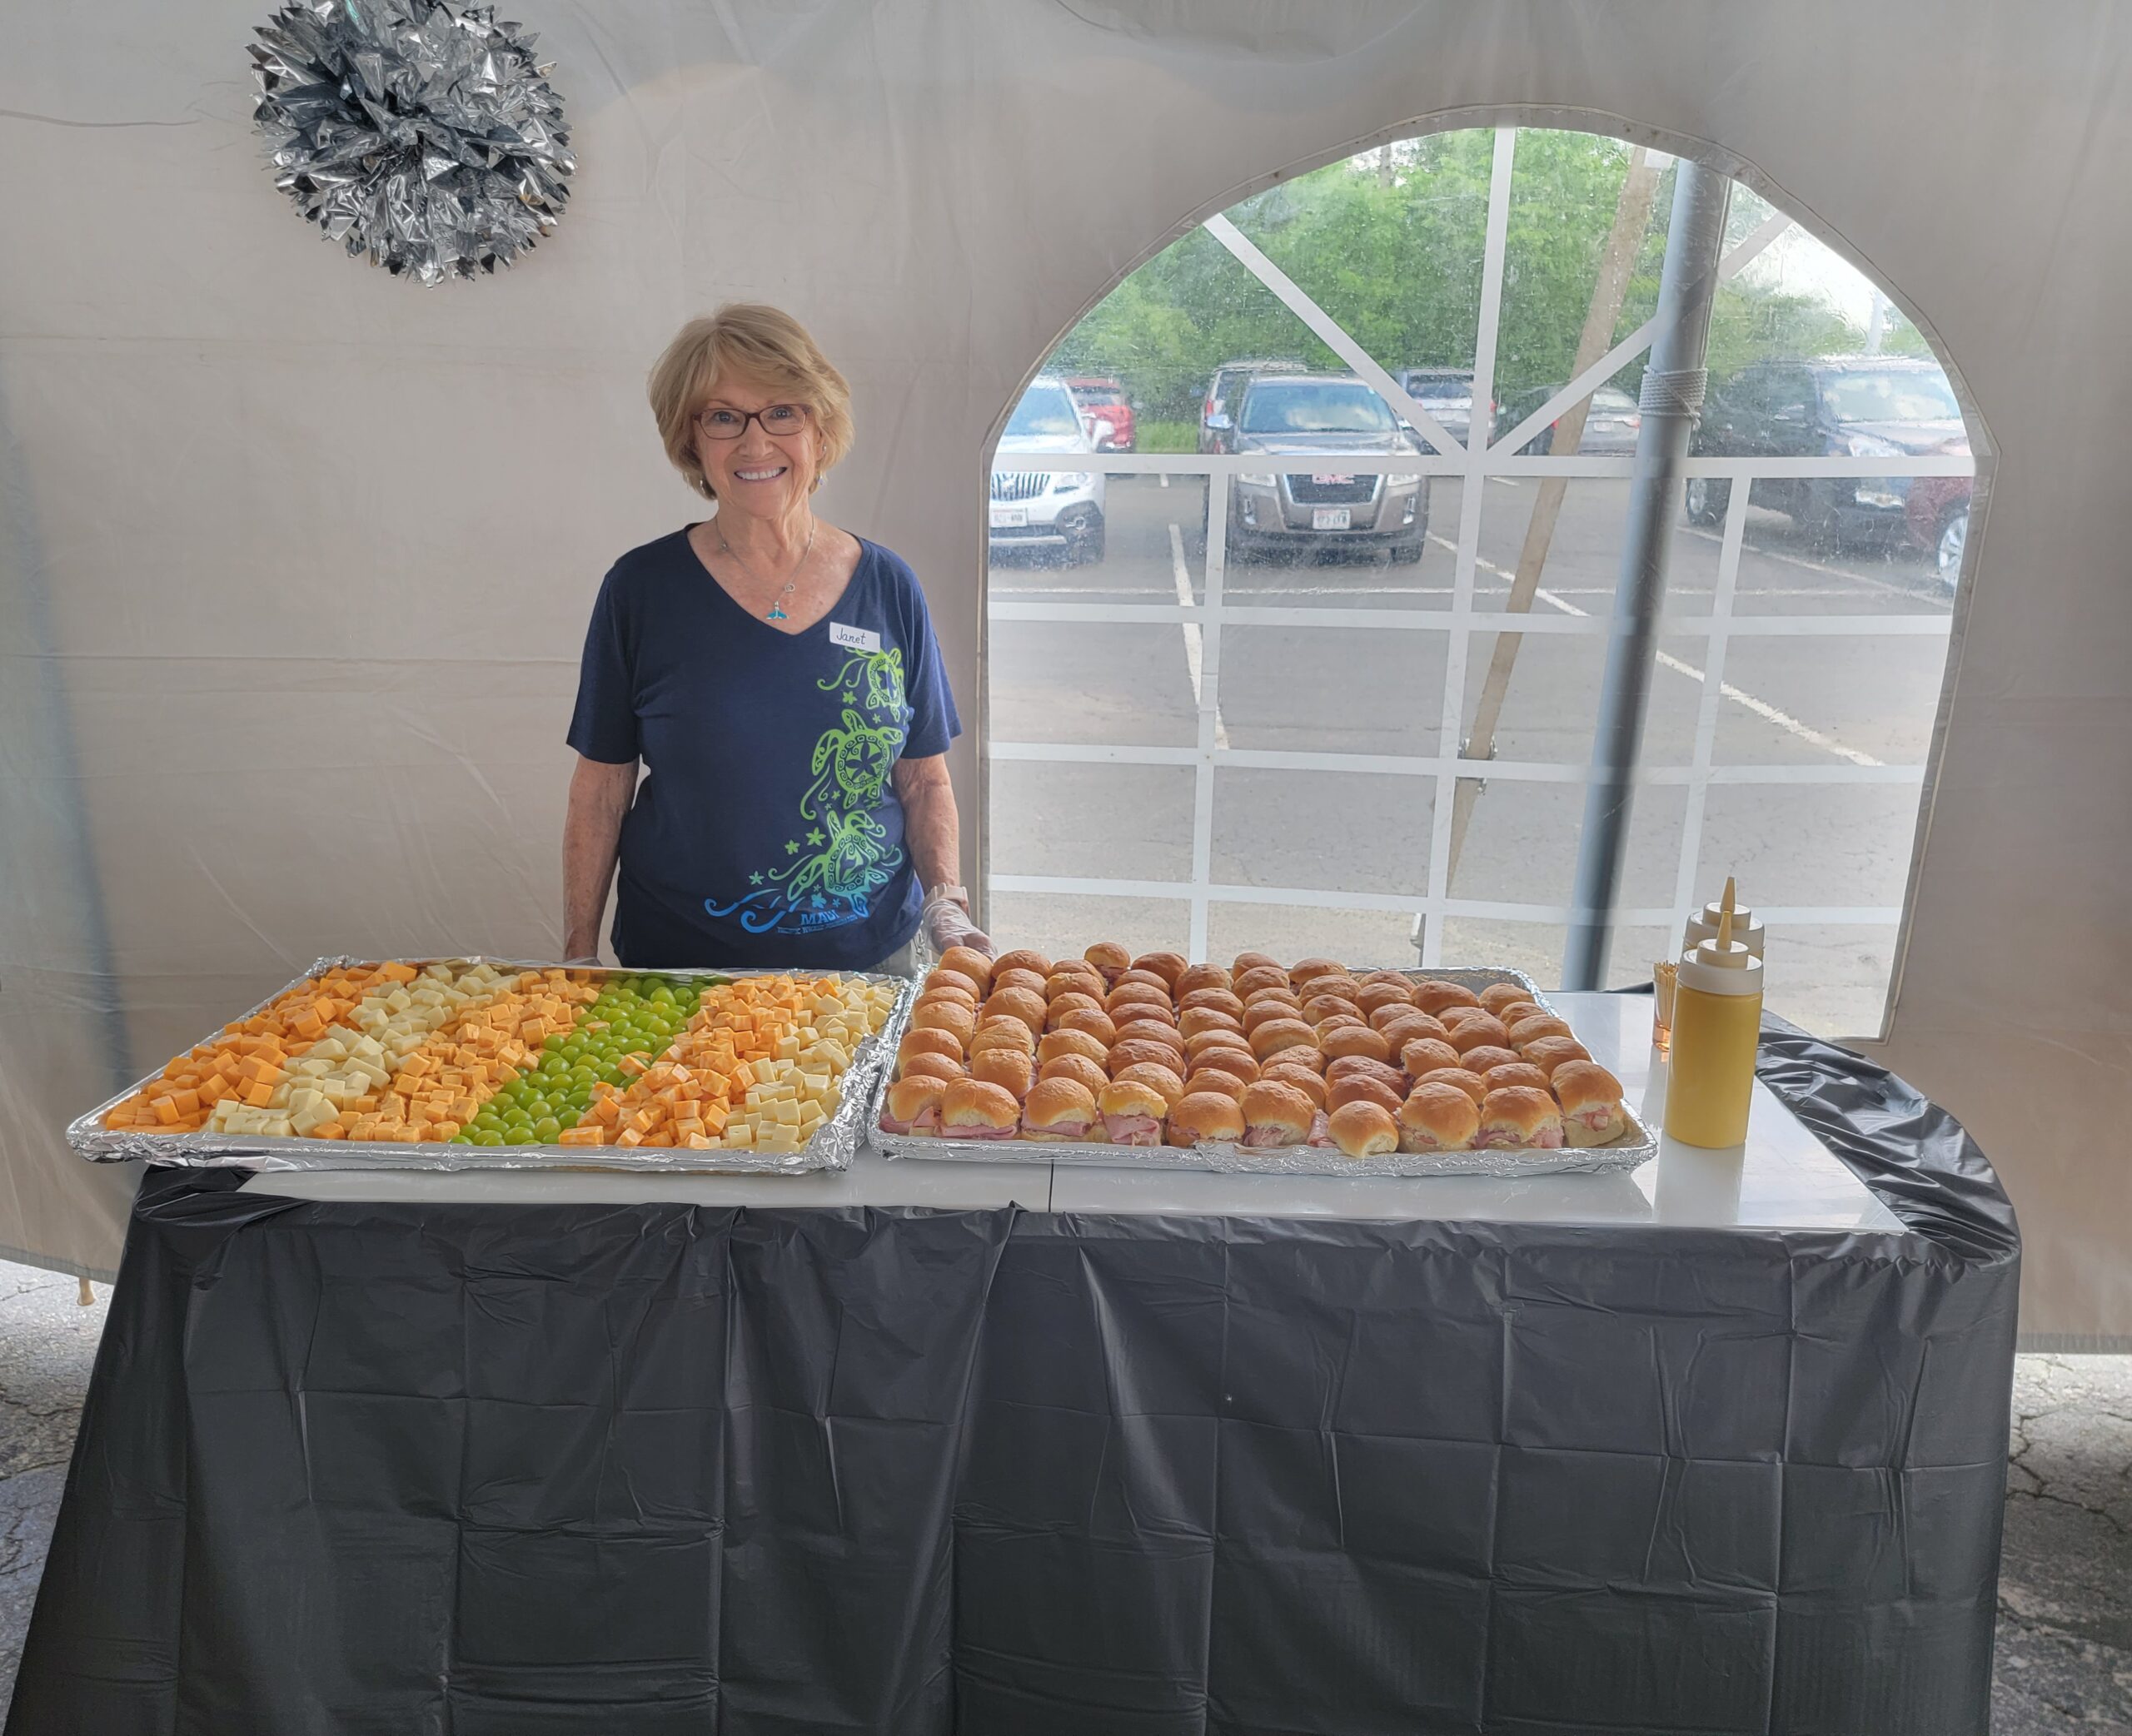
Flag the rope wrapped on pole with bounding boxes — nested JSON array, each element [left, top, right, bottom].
[[1562, 159, 1733, 990]]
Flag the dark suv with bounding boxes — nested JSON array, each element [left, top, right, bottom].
[[1685, 356, 1968, 549], [1218, 374, 1427, 562], [1198, 357, 1310, 453]]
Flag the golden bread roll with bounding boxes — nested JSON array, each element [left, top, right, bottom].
[[1397, 1082, 1479, 1153], [1260, 1064, 1327, 1109], [916, 981, 977, 1012], [1045, 960, 1104, 992], [939, 947, 994, 991], [1326, 1074, 1403, 1116], [1398, 1037, 1464, 1079], [909, 1000, 974, 1044], [1377, 1013, 1451, 1054], [900, 1052, 966, 1086], [1166, 1091, 1244, 1146], [1044, 992, 1106, 1031], [1106, 983, 1173, 1020], [969, 1018, 1037, 1057], [1178, 987, 1247, 1019], [1552, 1061, 1626, 1147], [982, 987, 1047, 1034], [1357, 969, 1416, 990], [879, 1075, 948, 1135], [1312, 1015, 1367, 1042], [1324, 1055, 1405, 1094], [1447, 1016, 1512, 1054], [1518, 1035, 1592, 1077], [1302, 975, 1362, 1005], [969, 1047, 1035, 1100], [1039, 1053, 1111, 1097], [1507, 1014, 1577, 1049], [1484, 1062, 1551, 1094], [1132, 952, 1189, 989], [1458, 1043, 1520, 1076], [991, 948, 1054, 981], [1415, 1067, 1489, 1106], [1477, 1086, 1564, 1149], [1437, 1003, 1492, 1028], [1234, 965, 1293, 999], [1288, 958, 1344, 988], [1109, 1037, 1186, 1077], [1230, 951, 1283, 978], [1242, 998, 1306, 1035], [1113, 967, 1171, 995], [1495, 1000, 1546, 1027], [899, 1027, 964, 1066], [990, 967, 1049, 1000], [1301, 992, 1361, 1025], [1113, 1061, 1185, 1109], [1183, 1069, 1249, 1102], [1412, 979, 1482, 1016], [1038, 1028, 1109, 1067], [1097, 1079, 1168, 1145], [1265, 1042, 1325, 1075], [924, 965, 986, 1000], [1248, 1017, 1318, 1062], [1185, 1034, 1258, 1073], [1477, 982, 1533, 1019], [1327, 1101, 1399, 1159], [1173, 963, 1233, 999], [1057, 1007, 1119, 1047], [1083, 941, 1132, 984], [1022, 1077, 1100, 1141], [1113, 1019, 1186, 1055], [1355, 981, 1417, 1017], [1320, 1025, 1392, 1064], [939, 1077, 1022, 1140], [1178, 1006, 1244, 1041], [1238, 1080, 1316, 1147]]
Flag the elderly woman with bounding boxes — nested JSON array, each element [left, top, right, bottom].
[[563, 303, 989, 971]]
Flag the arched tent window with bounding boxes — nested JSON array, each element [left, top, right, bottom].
[[983, 126, 1979, 1037]]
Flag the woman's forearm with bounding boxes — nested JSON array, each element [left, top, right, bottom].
[[894, 754, 962, 892], [563, 755, 637, 958]]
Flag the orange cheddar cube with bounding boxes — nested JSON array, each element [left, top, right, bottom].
[[243, 1082, 274, 1108]]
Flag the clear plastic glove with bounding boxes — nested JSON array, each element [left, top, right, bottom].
[[920, 885, 992, 959]]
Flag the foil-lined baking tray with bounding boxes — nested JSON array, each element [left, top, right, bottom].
[[67, 958, 914, 1175], [868, 967, 1656, 1179]]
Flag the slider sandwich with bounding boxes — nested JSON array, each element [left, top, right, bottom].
[[1238, 1081, 1316, 1147], [878, 1076, 948, 1135], [1327, 1101, 1400, 1158], [939, 1078, 1024, 1141], [1552, 1061, 1626, 1147], [1166, 1091, 1246, 1147], [1475, 1086, 1564, 1150], [1038, 1053, 1110, 1096], [1098, 1078, 1169, 1146], [1022, 1077, 1101, 1142], [1396, 1082, 1479, 1153], [1083, 941, 1131, 984]]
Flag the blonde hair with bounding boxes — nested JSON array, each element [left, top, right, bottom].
[[648, 304, 855, 499]]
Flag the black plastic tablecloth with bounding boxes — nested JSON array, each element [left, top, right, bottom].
[[10, 1022, 2020, 1734]]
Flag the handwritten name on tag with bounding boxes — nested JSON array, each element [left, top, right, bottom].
[[829, 622, 882, 652]]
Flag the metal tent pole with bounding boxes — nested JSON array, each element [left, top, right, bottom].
[[1562, 158, 1732, 990]]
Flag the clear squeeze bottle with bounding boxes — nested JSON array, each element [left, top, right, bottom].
[[1663, 883, 1765, 1149]]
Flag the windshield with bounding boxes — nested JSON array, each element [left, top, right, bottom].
[[1590, 388, 1638, 414], [1821, 371, 1960, 425], [1069, 385, 1123, 405], [1241, 381, 1395, 435], [1005, 385, 1083, 438]]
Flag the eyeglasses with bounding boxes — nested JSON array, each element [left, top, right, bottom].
[[695, 404, 812, 440]]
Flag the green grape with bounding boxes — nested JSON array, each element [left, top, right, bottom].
[[567, 1063, 596, 1084], [539, 1057, 569, 1080], [502, 1106, 532, 1127], [542, 1034, 565, 1054], [504, 1127, 537, 1146], [532, 1117, 562, 1143], [555, 1109, 580, 1131], [449, 1133, 475, 1145], [649, 987, 675, 1007], [525, 1097, 552, 1120], [473, 1114, 502, 1134], [560, 1042, 585, 1062], [476, 1130, 506, 1147]]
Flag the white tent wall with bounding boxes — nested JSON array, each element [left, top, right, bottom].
[[0, 1, 2125, 1337]]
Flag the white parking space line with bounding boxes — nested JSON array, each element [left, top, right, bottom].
[[1681, 523, 1933, 604], [1170, 522, 1232, 749], [1432, 534, 1884, 767]]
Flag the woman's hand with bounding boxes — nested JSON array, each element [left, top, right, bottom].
[[921, 885, 992, 958]]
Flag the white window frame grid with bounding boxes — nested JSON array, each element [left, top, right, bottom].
[[984, 127, 1975, 977]]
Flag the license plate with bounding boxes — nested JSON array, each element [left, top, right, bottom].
[[1312, 473, 1354, 485], [989, 505, 1028, 529], [1312, 506, 1352, 530]]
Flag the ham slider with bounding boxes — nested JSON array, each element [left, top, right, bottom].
[[970, 1047, 1035, 1101], [991, 967, 1048, 1000], [1412, 979, 1482, 1017], [899, 1052, 965, 1086], [1477, 982, 1532, 1019], [1327, 1101, 1399, 1159], [1520, 1035, 1593, 1077], [1507, 1013, 1577, 1049], [939, 1077, 1023, 1142], [992, 948, 1054, 980], [1038, 1028, 1109, 1067], [1179, 987, 1247, 1020], [1552, 1061, 1626, 1147], [1326, 1074, 1403, 1117], [878, 1076, 948, 1135], [1260, 1064, 1328, 1110], [1083, 941, 1132, 985], [899, 1027, 964, 1068], [1173, 963, 1233, 999], [939, 946, 994, 992], [1166, 1091, 1245, 1147], [1038, 1053, 1111, 1097], [1183, 1069, 1250, 1102], [1476, 1086, 1564, 1150], [1022, 1077, 1101, 1142], [1238, 1081, 1315, 1147], [1415, 1067, 1488, 1106], [1098, 1078, 1169, 1147], [1132, 952, 1189, 989], [1044, 992, 1106, 1032], [1113, 1062, 1185, 1109], [1396, 1082, 1478, 1153]]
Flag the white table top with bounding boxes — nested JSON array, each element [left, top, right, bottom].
[[240, 993, 1902, 1234]]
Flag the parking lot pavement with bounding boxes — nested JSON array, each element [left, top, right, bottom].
[[986, 475, 1955, 1035]]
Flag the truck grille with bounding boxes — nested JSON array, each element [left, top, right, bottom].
[[1287, 474, 1380, 506], [991, 472, 1049, 502]]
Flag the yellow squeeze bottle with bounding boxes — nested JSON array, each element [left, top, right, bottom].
[[1664, 880, 1765, 1148]]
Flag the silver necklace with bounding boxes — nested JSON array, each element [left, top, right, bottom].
[[716, 518, 816, 622]]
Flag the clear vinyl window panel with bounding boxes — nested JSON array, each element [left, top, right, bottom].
[[984, 126, 1975, 1039]]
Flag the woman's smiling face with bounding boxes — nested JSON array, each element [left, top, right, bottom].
[[692, 376, 821, 517]]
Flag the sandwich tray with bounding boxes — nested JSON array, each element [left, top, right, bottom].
[[67, 958, 914, 1176], [867, 967, 1657, 1180]]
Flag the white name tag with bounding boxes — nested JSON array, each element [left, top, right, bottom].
[[829, 622, 881, 652]]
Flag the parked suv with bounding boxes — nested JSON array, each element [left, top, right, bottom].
[[1198, 357, 1310, 452], [1218, 374, 1427, 562], [1064, 376, 1135, 451], [1685, 356, 1968, 551], [990, 377, 1107, 564], [1395, 368, 1492, 452]]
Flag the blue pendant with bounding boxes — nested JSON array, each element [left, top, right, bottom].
[[767, 604, 787, 621]]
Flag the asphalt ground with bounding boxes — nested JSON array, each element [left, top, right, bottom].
[[986, 474, 1956, 1037]]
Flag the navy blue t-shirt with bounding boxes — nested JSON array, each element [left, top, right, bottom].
[[566, 529, 961, 969]]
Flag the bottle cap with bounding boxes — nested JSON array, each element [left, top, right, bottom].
[[1678, 899, 1765, 997], [1684, 877, 1765, 958]]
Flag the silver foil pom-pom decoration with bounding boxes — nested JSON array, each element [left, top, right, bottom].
[[252, 0, 574, 284]]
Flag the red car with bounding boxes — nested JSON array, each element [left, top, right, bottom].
[[1064, 376, 1135, 451]]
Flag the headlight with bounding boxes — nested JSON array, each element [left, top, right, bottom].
[[1238, 471, 1276, 487], [1049, 473, 1091, 492], [1385, 474, 1420, 490], [1845, 433, 1900, 458]]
